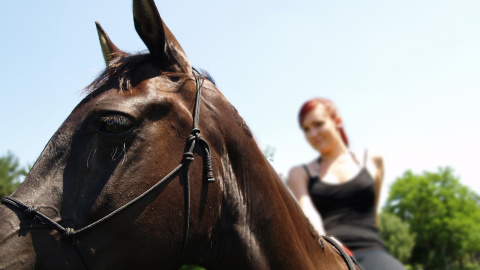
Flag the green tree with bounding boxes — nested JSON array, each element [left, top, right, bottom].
[[0, 151, 26, 197], [385, 167, 480, 269], [378, 210, 416, 264], [263, 145, 276, 162], [179, 265, 206, 270]]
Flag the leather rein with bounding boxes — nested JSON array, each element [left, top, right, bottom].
[[1, 71, 214, 270]]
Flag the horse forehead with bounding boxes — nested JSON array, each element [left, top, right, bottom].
[[81, 73, 197, 119], [100, 76, 189, 103], [133, 77, 198, 109], [134, 76, 179, 94]]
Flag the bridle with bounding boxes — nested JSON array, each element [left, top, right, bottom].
[[1, 70, 214, 270], [1, 70, 359, 270]]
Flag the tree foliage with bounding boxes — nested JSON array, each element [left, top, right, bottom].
[[0, 151, 26, 197], [378, 211, 416, 264], [263, 145, 276, 162], [179, 265, 206, 270], [385, 167, 480, 269]]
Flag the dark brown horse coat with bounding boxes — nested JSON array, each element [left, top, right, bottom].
[[0, 1, 360, 269]]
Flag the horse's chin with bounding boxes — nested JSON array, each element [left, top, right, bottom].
[[0, 207, 36, 270]]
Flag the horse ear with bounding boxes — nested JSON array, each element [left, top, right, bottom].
[[95, 21, 124, 66], [133, 0, 192, 73]]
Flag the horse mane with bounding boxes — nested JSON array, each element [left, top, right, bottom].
[[85, 53, 150, 94], [84, 52, 215, 95]]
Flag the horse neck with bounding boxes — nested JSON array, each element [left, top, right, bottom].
[[211, 130, 327, 269]]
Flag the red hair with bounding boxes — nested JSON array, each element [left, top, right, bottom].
[[298, 98, 349, 147]]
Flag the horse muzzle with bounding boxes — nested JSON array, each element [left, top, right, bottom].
[[0, 205, 37, 269]]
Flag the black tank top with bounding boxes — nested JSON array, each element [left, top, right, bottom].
[[304, 157, 387, 253]]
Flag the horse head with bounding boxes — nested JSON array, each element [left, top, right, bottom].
[[0, 1, 360, 269]]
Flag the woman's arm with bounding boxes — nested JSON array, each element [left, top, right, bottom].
[[369, 154, 384, 225], [287, 165, 325, 235]]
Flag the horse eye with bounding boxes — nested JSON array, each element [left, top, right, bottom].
[[99, 115, 133, 135]]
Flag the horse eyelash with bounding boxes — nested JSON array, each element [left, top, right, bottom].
[[87, 148, 97, 169], [100, 115, 132, 126], [110, 143, 127, 162], [120, 143, 127, 165]]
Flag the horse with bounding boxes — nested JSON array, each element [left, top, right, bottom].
[[0, 0, 360, 269]]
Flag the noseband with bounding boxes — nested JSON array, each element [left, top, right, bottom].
[[1, 70, 214, 270]]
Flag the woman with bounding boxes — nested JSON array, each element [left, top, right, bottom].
[[287, 98, 405, 270]]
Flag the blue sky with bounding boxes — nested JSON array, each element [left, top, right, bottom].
[[1, 1, 479, 207]]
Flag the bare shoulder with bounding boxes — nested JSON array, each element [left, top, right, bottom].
[[288, 165, 308, 186], [287, 164, 311, 200], [289, 157, 318, 181]]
